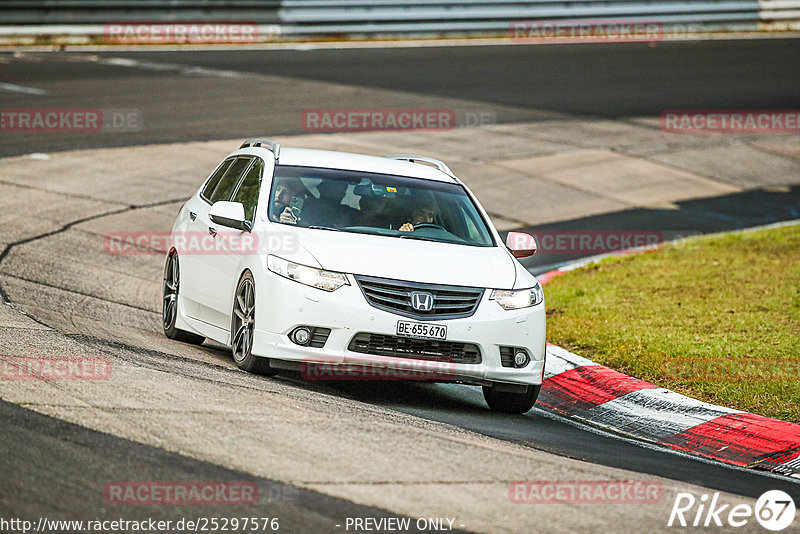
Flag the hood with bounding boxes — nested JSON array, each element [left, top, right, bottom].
[[294, 228, 517, 289]]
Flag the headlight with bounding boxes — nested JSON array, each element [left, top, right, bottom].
[[267, 255, 349, 292], [490, 283, 543, 310]]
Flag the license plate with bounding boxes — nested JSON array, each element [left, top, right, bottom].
[[396, 320, 447, 340]]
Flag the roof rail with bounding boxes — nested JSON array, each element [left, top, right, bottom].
[[240, 138, 280, 160], [385, 154, 455, 178]]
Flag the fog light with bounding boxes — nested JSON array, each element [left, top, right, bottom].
[[292, 327, 311, 345], [514, 351, 529, 368]]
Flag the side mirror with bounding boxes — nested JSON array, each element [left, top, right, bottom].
[[209, 201, 250, 231], [506, 231, 537, 258]]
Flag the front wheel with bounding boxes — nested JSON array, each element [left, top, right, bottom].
[[231, 272, 276, 375], [483, 384, 541, 414], [163, 252, 205, 345]]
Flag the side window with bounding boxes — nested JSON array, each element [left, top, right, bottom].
[[207, 157, 253, 203], [201, 158, 234, 201], [231, 158, 264, 222]]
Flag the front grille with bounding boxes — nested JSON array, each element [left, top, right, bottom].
[[355, 275, 484, 320], [348, 332, 482, 364]]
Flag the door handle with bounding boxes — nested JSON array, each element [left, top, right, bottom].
[[208, 227, 217, 237], [189, 211, 197, 221]]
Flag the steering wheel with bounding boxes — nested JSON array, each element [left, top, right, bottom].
[[413, 223, 446, 231]]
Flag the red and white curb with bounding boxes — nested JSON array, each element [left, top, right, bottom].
[[536, 221, 800, 479]]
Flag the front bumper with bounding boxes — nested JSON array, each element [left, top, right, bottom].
[[251, 271, 546, 386]]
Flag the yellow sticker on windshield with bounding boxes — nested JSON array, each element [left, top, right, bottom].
[[386, 186, 397, 193]]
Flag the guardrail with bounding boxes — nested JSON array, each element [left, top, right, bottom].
[[0, 1, 281, 24], [0, 0, 798, 42], [277, 0, 773, 36]]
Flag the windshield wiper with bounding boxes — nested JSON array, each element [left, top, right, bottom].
[[397, 233, 472, 245], [306, 225, 341, 232], [397, 234, 441, 243]]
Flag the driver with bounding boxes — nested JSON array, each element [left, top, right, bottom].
[[272, 181, 301, 225], [399, 201, 437, 232]]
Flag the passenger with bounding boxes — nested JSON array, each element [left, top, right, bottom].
[[301, 179, 356, 227], [355, 194, 393, 228], [399, 201, 437, 232]]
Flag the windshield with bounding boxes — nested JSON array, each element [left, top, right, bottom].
[[268, 165, 495, 247]]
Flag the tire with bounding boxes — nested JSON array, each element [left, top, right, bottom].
[[231, 271, 276, 376], [163, 252, 205, 345], [482, 384, 541, 414]]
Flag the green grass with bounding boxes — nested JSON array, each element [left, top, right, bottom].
[[544, 223, 800, 422]]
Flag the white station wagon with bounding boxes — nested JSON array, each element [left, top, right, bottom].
[[164, 139, 546, 413]]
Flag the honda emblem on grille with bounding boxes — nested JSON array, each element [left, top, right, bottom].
[[410, 291, 435, 312]]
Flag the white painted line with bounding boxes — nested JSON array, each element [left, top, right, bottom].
[[0, 82, 48, 95], [581, 388, 741, 441], [534, 406, 800, 486], [543, 344, 598, 378], [98, 57, 140, 68], [777, 455, 800, 476], [95, 56, 243, 79]]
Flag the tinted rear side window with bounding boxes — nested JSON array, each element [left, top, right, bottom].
[[206, 157, 253, 203], [201, 159, 234, 201], [231, 158, 264, 222]]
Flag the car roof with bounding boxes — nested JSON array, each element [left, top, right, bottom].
[[237, 146, 459, 184]]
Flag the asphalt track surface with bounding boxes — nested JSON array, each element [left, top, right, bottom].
[[1, 38, 799, 156], [0, 399, 441, 533], [1, 40, 800, 530], [110, 39, 800, 115]]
